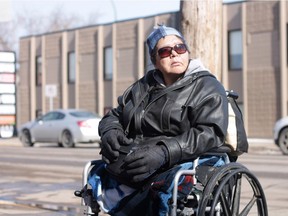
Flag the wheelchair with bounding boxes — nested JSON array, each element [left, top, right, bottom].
[[74, 151, 268, 216]]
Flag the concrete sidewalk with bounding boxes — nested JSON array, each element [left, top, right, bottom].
[[247, 138, 281, 154], [0, 137, 281, 153], [0, 137, 22, 146]]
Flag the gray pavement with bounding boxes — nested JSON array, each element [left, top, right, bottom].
[[0, 137, 85, 215], [0, 137, 282, 215]]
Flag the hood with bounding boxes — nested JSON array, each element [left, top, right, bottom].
[[148, 59, 211, 87], [184, 59, 210, 77]]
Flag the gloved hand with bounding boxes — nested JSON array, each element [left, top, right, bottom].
[[123, 144, 169, 182], [100, 130, 132, 164]]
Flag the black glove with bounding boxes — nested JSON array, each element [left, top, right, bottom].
[[100, 130, 132, 164], [123, 144, 169, 182]]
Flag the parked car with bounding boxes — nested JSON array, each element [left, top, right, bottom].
[[273, 116, 288, 155], [18, 109, 102, 148]]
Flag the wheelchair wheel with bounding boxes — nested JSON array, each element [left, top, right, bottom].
[[198, 163, 268, 216]]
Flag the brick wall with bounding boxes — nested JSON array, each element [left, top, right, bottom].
[[246, 1, 281, 138]]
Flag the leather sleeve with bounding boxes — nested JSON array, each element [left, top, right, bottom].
[[98, 85, 133, 137]]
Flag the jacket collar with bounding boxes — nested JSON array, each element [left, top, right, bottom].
[[184, 59, 210, 77], [151, 59, 210, 87]]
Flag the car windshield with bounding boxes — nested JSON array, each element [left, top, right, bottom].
[[69, 111, 100, 118]]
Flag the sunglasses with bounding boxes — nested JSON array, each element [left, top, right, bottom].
[[157, 44, 187, 58]]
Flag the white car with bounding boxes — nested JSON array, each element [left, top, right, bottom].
[[273, 116, 288, 155], [18, 109, 101, 148]]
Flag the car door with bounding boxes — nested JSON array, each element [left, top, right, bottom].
[[44, 112, 66, 142], [32, 112, 56, 141], [32, 112, 64, 142]]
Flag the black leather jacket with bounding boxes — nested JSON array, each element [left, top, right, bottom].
[[99, 60, 228, 167]]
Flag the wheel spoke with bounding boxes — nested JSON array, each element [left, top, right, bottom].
[[220, 191, 231, 215], [239, 195, 257, 216], [198, 163, 268, 216], [231, 173, 242, 215]]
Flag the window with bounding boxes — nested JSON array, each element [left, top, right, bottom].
[[42, 112, 57, 121], [42, 112, 65, 121], [68, 52, 75, 83], [69, 110, 98, 118], [104, 47, 113, 80], [228, 30, 242, 70], [36, 56, 42, 85]]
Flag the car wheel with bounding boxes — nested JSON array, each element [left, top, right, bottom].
[[279, 127, 288, 155], [21, 129, 34, 147], [61, 130, 75, 148]]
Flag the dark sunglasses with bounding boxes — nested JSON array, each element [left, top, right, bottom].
[[157, 44, 187, 58]]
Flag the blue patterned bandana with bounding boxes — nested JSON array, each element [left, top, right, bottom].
[[146, 25, 186, 55]]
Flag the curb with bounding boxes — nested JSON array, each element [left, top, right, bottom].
[[248, 138, 274, 144]]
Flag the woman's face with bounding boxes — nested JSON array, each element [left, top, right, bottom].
[[154, 35, 190, 86]]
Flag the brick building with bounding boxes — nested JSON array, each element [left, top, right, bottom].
[[17, 1, 288, 139]]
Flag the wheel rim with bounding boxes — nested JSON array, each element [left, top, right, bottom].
[[198, 163, 267, 216], [209, 168, 268, 216], [198, 163, 245, 216], [62, 131, 73, 147], [22, 130, 32, 146], [279, 128, 288, 154], [24, 131, 29, 143]]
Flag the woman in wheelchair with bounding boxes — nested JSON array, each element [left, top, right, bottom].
[[86, 25, 240, 216]]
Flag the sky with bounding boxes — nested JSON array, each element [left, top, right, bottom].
[[3, 0, 239, 33], [0, 0, 239, 52], [8, 0, 181, 29]]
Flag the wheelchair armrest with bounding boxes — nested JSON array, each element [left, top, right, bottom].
[[199, 146, 231, 158], [207, 145, 231, 154], [82, 160, 103, 189]]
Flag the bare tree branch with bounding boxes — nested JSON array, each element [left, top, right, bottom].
[[0, 3, 101, 53]]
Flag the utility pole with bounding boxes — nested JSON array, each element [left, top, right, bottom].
[[180, 0, 222, 79]]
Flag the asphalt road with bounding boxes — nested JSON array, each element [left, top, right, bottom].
[[0, 137, 287, 216]]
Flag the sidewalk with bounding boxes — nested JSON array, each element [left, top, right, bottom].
[[0, 137, 281, 153], [0, 137, 21, 146], [247, 138, 281, 154]]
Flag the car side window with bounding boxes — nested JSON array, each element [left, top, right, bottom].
[[56, 113, 65, 120], [42, 113, 54, 121], [41, 112, 61, 121]]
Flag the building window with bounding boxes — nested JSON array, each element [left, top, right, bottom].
[[68, 52, 75, 83], [228, 30, 242, 70], [36, 56, 42, 85], [104, 47, 113, 80]]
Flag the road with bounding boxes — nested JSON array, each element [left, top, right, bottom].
[[0, 138, 287, 215], [238, 152, 288, 215]]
